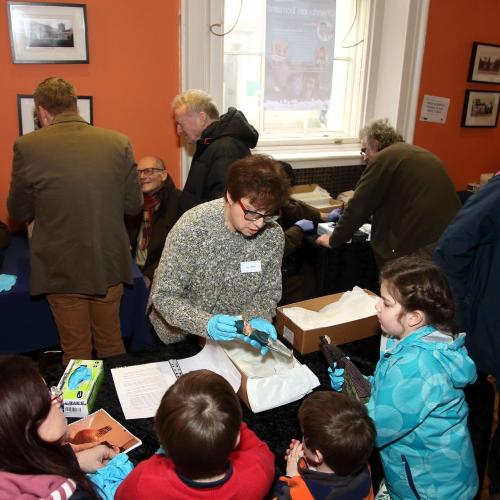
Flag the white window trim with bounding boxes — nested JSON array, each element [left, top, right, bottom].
[[180, 0, 429, 184]]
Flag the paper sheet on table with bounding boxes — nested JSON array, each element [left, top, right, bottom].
[[222, 341, 320, 413], [111, 340, 241, 420], [282, 286, 379, 330]]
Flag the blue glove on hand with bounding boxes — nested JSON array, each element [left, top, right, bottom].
[[294, 219, 314, 232], [328, 364, 345, 392], [207, 314, 239, 341], [326, 208, 342, 223], [0, 274, 17, 292], [244, 317, 278, 356]]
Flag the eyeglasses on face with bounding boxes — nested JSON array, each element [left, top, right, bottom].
[[238, 200, 280, 223], [136, 168, 163, 177], [49, 386, 63, 403]]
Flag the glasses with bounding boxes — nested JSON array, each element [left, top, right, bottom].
[[360, 147, 367, 157], [136, 168, 163, 177], [238, 200, 279, 223], [49, 386, 63, 403]]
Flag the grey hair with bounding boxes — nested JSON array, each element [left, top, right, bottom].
[[359, 119, 404, 152], [172, 89, 219, 120]]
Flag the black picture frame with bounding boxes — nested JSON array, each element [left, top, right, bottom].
[[461, 89, 500, 128], [17, 94, 93, 135], [467, 42, 500, 84], [7, 1, 89, 64]]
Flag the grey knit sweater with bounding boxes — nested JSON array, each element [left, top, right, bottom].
[[149, 199, 285, 344]]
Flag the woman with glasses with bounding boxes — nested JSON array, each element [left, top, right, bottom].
[[0, 355, 118, 499], [149, 155, 290, 353]]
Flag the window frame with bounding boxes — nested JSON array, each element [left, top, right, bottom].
[[180, 0, 430, 182]]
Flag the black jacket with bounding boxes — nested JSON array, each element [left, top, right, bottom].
[[126, 175, 181, 281], [179, 107, 258, 214]]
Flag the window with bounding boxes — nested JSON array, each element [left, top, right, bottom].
[[222, 0, 369, 146], [180, 0, 429, 176]]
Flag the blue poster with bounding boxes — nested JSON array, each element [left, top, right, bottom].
[[265, 0, 335, 111]]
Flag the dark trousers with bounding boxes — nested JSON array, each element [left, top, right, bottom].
[[464, 371, 495, 497]]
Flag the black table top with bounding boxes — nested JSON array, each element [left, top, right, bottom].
[[42, 335, 382, 478]]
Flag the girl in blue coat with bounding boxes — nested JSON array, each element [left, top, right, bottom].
[[331, 257, 478, 499]]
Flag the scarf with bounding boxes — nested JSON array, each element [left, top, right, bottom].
[[140, 193, 161, 251]]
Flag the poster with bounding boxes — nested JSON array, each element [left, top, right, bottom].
[[265, 0, 335, 111]]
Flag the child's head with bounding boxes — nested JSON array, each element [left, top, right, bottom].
[[155, 369, 242, 480], [298, 391, 375, 476], [377, 256, 455, 337]]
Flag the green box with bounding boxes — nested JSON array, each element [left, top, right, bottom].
[[57, 359, 104, 418]]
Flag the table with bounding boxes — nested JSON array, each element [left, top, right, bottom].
[[303, 234, 379, 297], [0, 233, 156, 353], [42, 335, 383, 480]]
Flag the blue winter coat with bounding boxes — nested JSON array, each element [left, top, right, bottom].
[[367, 325, 478, 499]]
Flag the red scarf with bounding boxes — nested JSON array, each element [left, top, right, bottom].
[[140, 193, 161, 251]]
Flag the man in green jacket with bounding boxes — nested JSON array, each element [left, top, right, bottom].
[[8, 77, 143, 363], [316, 119, 460, 266]]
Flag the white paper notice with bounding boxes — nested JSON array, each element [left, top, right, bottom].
[[420, 94, 450, 124], [111, 363, 176, 420]]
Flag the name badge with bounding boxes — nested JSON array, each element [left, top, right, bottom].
[[241, 260, 262, 273]]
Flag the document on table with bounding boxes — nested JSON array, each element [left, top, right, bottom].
[[111, 340, 242, 419]]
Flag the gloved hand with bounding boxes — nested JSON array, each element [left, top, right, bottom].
[[328, 363, 345, 392], [326, 208, 342, 223], [244, 317, 278, 356], [0, 274, 17, 292], [249, 317, 277, 340], [294, 219, 314, 232], [207, 314, 239, 341]]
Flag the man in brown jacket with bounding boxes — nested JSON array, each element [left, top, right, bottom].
[[316, 119, 460, 267], [8, 77, 143, 363]]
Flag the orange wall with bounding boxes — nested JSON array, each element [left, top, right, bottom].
[[414, 0, 500, 189], [0, 0, 180, 223]]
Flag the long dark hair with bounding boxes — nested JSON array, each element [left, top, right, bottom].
[[0, 355, 97, 498]]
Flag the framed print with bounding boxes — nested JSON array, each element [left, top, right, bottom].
[[468, 42, 500, 84], [17, 94, 93, 135], [461, 89, 500, 128], [7, 2, 89, 63]]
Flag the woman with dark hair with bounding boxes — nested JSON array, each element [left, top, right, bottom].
[[0, 355, 117, 499], [149, 154, 290, 352]]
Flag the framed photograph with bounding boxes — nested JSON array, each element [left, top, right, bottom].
[[7, 2, 89, 63], [17, 94, 93, 135], [461, 89, 500, 128], [468, 42, 500, 84]]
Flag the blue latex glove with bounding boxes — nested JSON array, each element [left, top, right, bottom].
[[0, 274, 17, 292], [88, 452, 134, 500], [246, 317, 278, 356], [249, 317, 277, 340], [68, 365, 92, 390], [326, 208, 342, 223], [328, 364, 345, 392], [207, 314, 239, 341], [294, 219, 314, 232]]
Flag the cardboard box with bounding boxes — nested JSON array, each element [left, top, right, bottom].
[[276, 291, 380, 354], [57, 359, 104, 418], [291, 184, 343, 213]]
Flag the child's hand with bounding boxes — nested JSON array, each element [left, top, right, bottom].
[[284, 438, 300, 460], [285, 439, 304, 477], [76, 444, 120, 473]]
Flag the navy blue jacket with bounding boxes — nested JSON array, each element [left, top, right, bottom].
[[433, 174, 500, 386]]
